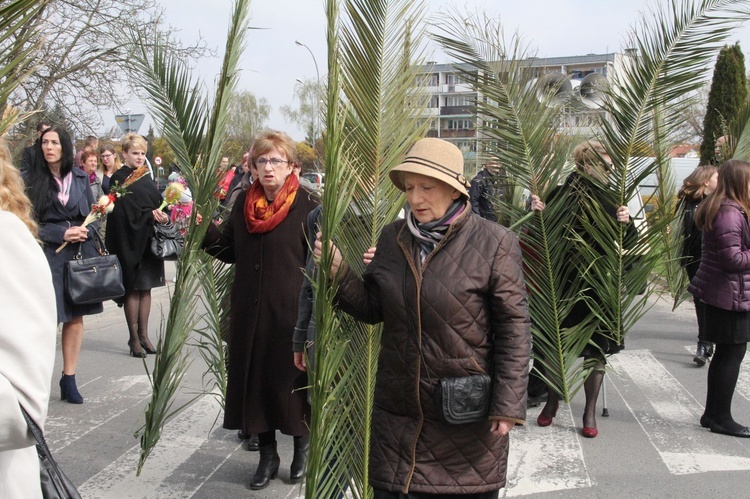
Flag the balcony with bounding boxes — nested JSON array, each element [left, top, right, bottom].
[[440, 106, 473, 116], [439, 129, 476, 138], [426, 129, 439, 138]]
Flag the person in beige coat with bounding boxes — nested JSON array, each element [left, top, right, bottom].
[[0, 140, 57, 499]]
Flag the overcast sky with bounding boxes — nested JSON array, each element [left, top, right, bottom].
[[113, 0, 750, 142]]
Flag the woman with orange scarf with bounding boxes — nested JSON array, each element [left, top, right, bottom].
[[203, 131, 318, 490]]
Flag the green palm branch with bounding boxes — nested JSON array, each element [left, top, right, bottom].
[[432, 11, 592, 401], [122, 0, 251, 474], [0, 0, 49, 135], [589, 0, 750, 348], [306, 1, 430, 497]]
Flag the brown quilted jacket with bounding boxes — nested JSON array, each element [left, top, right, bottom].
[[336, 205, 530, 494]]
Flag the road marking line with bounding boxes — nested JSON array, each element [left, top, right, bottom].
[[682, 345, 750, 402], [610, 349, 750, 474], [46, 375, 152, 450], [78, 393, 230, 498], [504, 404, 592, 496]]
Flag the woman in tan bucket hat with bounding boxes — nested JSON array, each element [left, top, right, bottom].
[[318, 138, 531, 498]]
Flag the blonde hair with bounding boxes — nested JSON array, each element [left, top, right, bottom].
[[0, 138, 38, 237], [121, 133, 147, 153], [573, 140, 610, 172]]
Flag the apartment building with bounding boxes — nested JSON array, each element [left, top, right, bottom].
[[416, 52, 634, 173]]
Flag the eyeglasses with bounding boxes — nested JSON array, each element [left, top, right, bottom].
[[100, 153, 113, 159], [255, 158, 289, 167]]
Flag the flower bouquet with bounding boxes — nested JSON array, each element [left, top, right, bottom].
[[157, 181, 186, 211], [55, 195, 116, 253], [55, 166, 149, 253]]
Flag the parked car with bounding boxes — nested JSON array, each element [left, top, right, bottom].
[[302, 172, 325, 192]]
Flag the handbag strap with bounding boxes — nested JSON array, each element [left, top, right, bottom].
[[19, 404, 54, 458], [73, 227, 109, 258]]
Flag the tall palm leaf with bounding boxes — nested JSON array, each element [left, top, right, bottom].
[[0, 0, 49, 135], [306, 1, 430, 497], [432, 11, 592, 401], [590, 0, 750, 349], [123, 0, 251, 474]]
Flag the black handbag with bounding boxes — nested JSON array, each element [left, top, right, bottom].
[[64, 233, 125, 305], [434, 374, 491, 425], [150, 222, 184, 261], [20, 405, 82, 499]]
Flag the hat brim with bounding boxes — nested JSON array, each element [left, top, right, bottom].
[[389, 161, 470, 198]]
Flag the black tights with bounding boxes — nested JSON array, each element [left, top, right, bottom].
[[124, 289, 154, 352], [704, 342, 747, 430], [257, 430, 307, 448], [541, 357, 605, 428]]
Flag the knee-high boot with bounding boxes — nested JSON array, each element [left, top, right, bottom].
[[290, 435, 310, 482], [250, 442, 280, 490]]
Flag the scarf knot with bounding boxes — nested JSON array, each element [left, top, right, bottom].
[[244, 174, 299, 233], [406, 200, 465, 257]]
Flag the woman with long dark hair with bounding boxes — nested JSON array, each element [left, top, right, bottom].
[[677, 165, 718, 365], [689, 159, 750, 438], [24, 125, 102, 404]]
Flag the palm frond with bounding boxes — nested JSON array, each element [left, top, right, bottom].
[[127, 0, 251, 474], [591, 0, 750, 344], [306, 1, 430, 497], [0, 0, 49, 135], [431, 10, 592, 401]]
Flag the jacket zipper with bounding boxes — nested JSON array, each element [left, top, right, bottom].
[[398, 214, 464, 492]]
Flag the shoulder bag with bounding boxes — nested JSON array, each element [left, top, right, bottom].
[[64, 232, 125, 305], [20, 405, 82, 499], [150, 222, 184, 261]]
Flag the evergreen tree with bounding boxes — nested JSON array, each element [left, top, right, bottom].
[[699, 43, 748, 164]]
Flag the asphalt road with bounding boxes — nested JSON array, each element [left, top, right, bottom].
[[45, 269, 750, 498]]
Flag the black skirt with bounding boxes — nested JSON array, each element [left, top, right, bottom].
[[702, 302, 750, 344], [131, 250, 165, 291]]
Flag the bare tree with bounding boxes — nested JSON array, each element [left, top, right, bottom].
[[223, 89, 271, 160], [279, 78, 323, 144], [2, 0, 211, 156]]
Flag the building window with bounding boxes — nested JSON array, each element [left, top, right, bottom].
[[446, 96, 473, 107], [446, 119, 474, 130], [414, 73, 439, 87], [429, 96, 439, 108]]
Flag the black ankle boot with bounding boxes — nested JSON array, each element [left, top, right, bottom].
[[290, 435, 309, 482], [60, 374, 83, 404], [250, 442, 280, 490], [694, 342, 711, 366]]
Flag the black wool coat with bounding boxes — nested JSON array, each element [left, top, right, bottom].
[[105, 167, 164, 293], [203, 187, 318, 436]]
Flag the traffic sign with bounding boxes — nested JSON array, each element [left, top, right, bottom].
[[115, 113, 145, 134]]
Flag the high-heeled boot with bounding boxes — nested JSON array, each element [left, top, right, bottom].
[[250, 442, 280, 490], [60, 373, 83, 404], [290, 435, 309, 482]]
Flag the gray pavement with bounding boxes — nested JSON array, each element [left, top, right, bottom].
[[45, 274, 750, 498]]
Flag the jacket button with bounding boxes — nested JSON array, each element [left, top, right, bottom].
[[253, 298, 258, 304], [254, 264, 260, 271]]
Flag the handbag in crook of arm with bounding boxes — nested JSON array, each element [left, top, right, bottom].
[[20, 405, 82, 499], [150, 222, 184, 261], [63, 231, 125, 305]]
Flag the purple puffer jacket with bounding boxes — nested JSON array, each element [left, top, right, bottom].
[[689, 199, 750, 311]]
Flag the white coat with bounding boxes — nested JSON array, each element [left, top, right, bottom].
[[0, 211, 57, 499]]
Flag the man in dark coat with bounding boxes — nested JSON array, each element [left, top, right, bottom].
[[20, 121, 50, 174], [469, 161, 506, 222]]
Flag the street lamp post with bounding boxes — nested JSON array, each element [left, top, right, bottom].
[[295, 40, 320, 151]]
